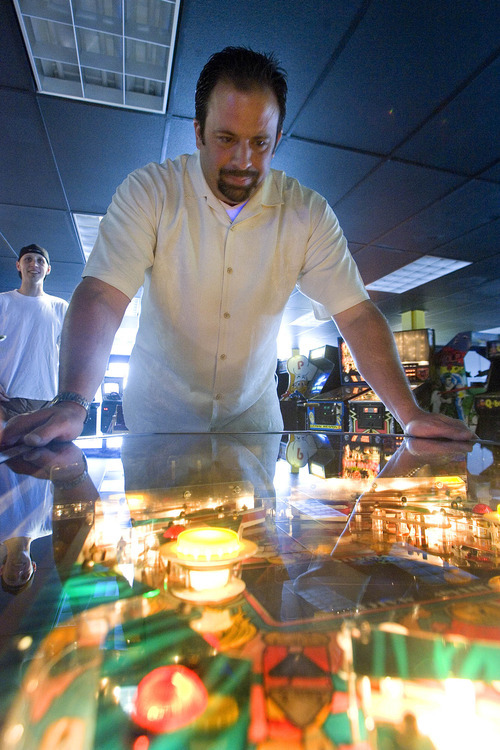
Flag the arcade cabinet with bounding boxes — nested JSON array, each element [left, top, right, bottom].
[[307, 339, 396, 433], [475, 340, 500, 441], [307, 330, 435, 434], [100, 354, 129, 434]]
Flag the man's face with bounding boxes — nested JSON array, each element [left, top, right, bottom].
[[194, 82, 282, 205], [16, 252, 50, 281]]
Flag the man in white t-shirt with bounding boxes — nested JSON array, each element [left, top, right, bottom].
[[0, 244, 68, 423], [1, 49, 474, 445]]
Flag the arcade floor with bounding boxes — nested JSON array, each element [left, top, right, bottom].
[[0, 431, 499, 749]]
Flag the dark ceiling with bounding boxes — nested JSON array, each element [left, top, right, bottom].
[[1, 0, 499, 348]]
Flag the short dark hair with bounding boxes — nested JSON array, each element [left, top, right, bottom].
[[195, 47, 287, 141], [17, 243, 50, 280]]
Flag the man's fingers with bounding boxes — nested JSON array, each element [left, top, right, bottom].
[[1, 410, 52, 446], [0, 408, 82, 447]]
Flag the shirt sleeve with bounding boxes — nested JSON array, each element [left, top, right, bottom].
[[297, 197, 369, 316], [83, 165, 159, 300]]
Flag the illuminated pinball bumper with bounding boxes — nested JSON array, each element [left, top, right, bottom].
[[161, 526, 258, 603]]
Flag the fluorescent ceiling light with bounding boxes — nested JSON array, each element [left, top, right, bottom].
[[288, 312, 326, 328], [73, 212, 103, 259], [13, 0, 181, 113], [366, 255, 472, 294]]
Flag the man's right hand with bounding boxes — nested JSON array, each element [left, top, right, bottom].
[[0, 402, 87, 447]]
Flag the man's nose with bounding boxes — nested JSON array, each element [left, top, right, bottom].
[[232, 141, 252, 169]]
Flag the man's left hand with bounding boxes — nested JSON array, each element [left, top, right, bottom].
[[404, 411, 476, 441]]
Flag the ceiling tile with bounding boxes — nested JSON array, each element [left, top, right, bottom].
[[379, 179, 500, 255], [352, 245, 421, 286], [394, 60, 500, 175], [169, 0, 366, 126], [292, 0, 500, 153], [0, 2, 35, 90], [436, 218, 500, 263], [38, 97, 167, 213], [0, 203, 82, 265], [273, 139, 379, 206], [333, 161, 462, 244], [0, 90, 67, 208]]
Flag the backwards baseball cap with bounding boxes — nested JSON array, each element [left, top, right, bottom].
[[18, 243, 50, 264]]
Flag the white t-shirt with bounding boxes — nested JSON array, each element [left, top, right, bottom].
[[84, 152, 369, 432], [0, 463, 52, 544], [0, 290, 68, 400]]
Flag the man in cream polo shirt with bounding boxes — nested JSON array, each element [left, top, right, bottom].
[[1, 48, 474, 446]]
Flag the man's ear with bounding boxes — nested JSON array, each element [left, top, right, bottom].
[[194, 119, 203, 149], [272, 130, 282, 156], [45, 265, 51, 278]]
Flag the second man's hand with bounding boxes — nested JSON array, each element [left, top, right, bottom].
[[0, 401, 87, 447]]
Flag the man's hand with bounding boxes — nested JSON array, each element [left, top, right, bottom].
[[0, 402, 86, 447], [6, 441, 87, 478], [404, 409, 476, 441]]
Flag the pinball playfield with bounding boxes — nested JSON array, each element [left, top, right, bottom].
[[0, 431, 499, 750]]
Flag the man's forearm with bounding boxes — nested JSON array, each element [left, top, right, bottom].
[[58, 277, 130, 401], [333, 301, 422, 430]]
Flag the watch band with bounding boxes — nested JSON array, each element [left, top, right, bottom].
[[51, 391, 91, 415]]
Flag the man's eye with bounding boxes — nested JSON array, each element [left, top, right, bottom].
[[217, 136, 233, 144]]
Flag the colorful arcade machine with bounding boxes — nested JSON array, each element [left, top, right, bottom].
[[475, 340, 500, 441], [280, 346, 341, 431], [307, 339, 396, 434], [306, 330, 435, 434]]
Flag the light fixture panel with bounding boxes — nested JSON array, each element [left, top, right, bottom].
[[366, 255, 472, 294], [13, 0, 181, 113]]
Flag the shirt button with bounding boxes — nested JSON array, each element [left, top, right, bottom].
[[220, 353, 226, 360], [223, 312, 230, 319], [227, 267, 233, 273], [215, 393, 222, 400]]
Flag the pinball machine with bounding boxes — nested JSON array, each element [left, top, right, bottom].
[[0, 431, 499, 750]]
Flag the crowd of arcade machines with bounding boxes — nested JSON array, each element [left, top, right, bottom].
[[279, 329, 435, 434], [79, 333, 500, 440]]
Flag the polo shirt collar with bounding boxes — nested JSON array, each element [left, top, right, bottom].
[[186, 151, 284, 213]]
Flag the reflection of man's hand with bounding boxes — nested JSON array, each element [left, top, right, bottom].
[[376, 437, 473, 480], [6, 442, 87, 482], [404, 437, 474, 461], [404, 411, 476, 441]]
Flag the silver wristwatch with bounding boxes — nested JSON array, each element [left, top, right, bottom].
[[51, 391, 91, 416]]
